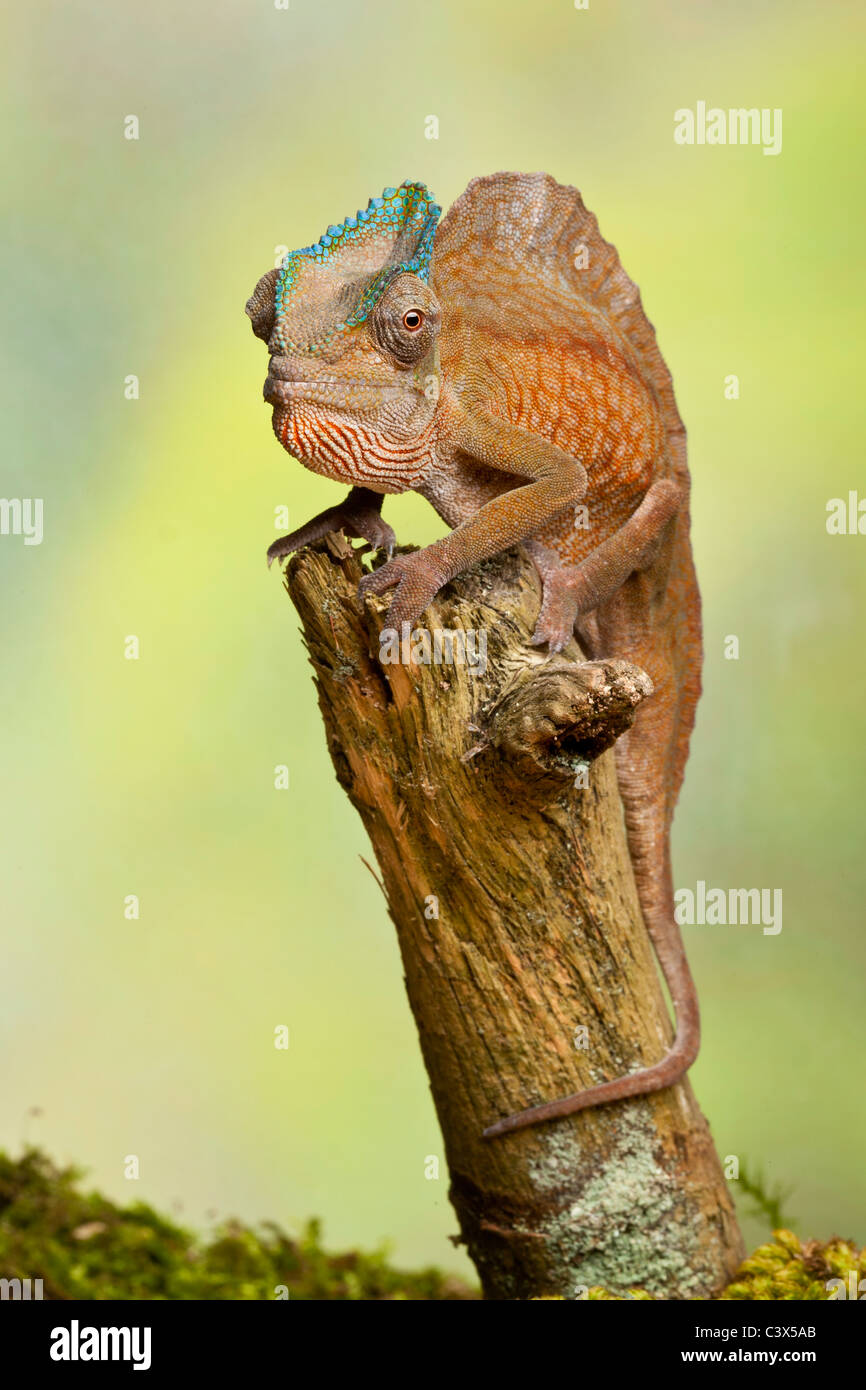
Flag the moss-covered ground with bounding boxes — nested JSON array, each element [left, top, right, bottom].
[[1, 1149, 861, 1301]]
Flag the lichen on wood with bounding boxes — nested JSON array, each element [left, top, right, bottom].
[[284, 537, 744, 1299]]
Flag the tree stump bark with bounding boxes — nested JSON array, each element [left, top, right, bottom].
[[284, 537, 744, 1300]]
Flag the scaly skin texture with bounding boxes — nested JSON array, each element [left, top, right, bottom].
[[246, 173, 703, 1139]]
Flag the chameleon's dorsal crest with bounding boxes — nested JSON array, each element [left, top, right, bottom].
[[273, 181, 441, 355]]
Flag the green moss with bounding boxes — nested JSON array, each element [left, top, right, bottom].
[[535, 1232, 865, 1300], [0, 1149, 476, 1301], [719, 1230, 864, 1302], [1, 1149, 860, 1301]]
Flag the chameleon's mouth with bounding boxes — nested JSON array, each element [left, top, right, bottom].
[[263, 375, 406, 408]]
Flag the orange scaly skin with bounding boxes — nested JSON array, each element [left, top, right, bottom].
[[247, 173, 702, 1140]]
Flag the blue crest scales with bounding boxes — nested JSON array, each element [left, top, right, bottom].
[[272, 181, 441, 355]]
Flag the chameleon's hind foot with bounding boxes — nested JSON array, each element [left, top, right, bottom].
[[530, 569, 582, 653], [524, 541, 584, 652], [527, 479, 685, 650], [267, 494, 395, 569]]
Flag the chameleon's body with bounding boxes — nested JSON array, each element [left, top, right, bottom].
[[247, 173, 702, 1139]]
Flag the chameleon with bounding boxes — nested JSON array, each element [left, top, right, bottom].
[[246, 173, 702, 1141]]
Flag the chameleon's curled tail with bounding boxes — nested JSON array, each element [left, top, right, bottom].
[[482, 868, 701, 1140]]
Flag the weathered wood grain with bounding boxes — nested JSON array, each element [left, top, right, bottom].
[[284, 538, 743, 1299]]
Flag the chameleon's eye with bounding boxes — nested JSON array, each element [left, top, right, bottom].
[[402, 309, 424, 331]]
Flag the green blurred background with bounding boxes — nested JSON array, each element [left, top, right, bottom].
[[2, 0, 864, 1278]]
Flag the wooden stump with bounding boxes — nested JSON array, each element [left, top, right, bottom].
[[284, 537, 744, 1300]]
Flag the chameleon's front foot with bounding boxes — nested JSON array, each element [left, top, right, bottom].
[[358, 546, 450, 630], [267, 492, 396, 570]]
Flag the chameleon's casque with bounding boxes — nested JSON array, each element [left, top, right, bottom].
[[271, 182, 441, 354], [246, 172, 703, 1139]]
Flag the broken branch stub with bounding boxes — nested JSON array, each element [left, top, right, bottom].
[[488, 656, 653, 773]]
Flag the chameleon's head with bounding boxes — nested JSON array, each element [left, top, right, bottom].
[[246, 182, 443, 492]]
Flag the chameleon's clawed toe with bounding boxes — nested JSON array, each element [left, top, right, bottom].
[[358, 564, 402, 600], [358, 549, 449, 632], [267, 533, 301, 569], [530, 622, 571, 655], [531, 589, 580, 654], [350, 512, 397, 556], [267, 504, 397, 571]]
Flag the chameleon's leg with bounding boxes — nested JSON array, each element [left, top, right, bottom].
[[267, 487, 395, 569], [527, 479, 683, 651], [358, 408, 587, 627]]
